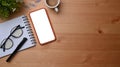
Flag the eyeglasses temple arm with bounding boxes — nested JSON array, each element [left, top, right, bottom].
[[1, 25, 20, 52]]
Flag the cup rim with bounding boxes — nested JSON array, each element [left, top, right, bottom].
[[45, 0, 60, 8]]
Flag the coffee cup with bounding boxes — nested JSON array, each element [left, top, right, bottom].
[[45, 0, 60, 13]]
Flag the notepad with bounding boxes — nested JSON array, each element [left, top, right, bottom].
[[0, 9, 56, 58], [0, 15, 36, 58]]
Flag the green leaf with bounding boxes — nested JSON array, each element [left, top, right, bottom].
[[0, 7, 10, 18], [0, 0, 23, 18], [2, 1, 10, 6]]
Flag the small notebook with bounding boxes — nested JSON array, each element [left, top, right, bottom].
[[0, 15, 36, 58]]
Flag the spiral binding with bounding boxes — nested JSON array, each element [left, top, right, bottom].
[[22, 16, 36, 44]]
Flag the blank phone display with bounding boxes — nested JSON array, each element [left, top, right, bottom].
[[30, 9, 55, 45]]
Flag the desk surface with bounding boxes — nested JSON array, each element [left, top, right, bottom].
[[1, 0, 120, 67]]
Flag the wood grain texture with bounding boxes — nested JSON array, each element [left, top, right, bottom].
[[0, 0, 120, 67]]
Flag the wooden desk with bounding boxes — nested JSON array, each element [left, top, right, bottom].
[[1, 0, 120, 67]]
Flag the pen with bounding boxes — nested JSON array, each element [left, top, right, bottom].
[[6, 37, 28, 62]]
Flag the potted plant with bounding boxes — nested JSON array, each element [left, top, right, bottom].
[[0, 0, 24, 19]]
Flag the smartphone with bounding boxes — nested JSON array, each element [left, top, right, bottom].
[[29, 9, 56, 45]]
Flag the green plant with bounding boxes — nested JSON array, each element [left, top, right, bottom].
[[0, 0, 23, 18]]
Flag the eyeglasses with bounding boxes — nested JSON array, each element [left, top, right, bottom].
[[0, 25, 24, 52]]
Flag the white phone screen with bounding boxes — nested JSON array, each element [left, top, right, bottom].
[[30, 9, 55, 45]]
